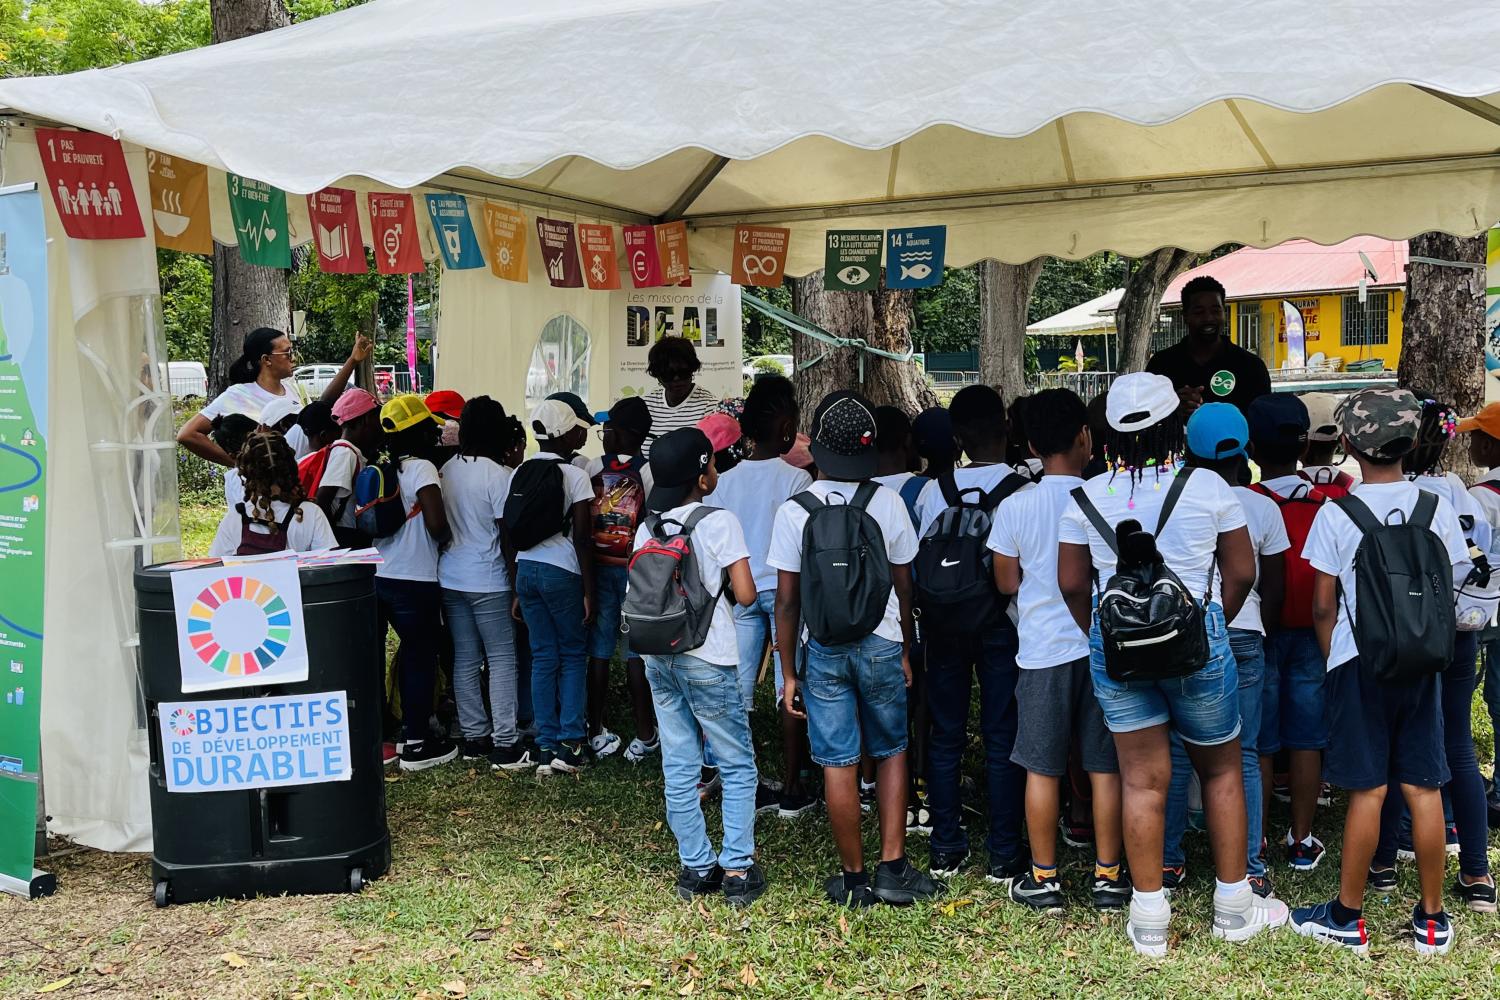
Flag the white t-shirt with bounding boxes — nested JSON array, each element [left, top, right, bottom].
[[208, 500, 337, 558], [915, 463, 1019, 538], [1230, 485, 1292, 634], [1303, 480, 1470, 669], [987, 476, 1089, 669], [285, 424, 311, 461], [706, 458, 813, 592], [1410, 471, 1491, 558], [1258, 473, 1314, 500], [199, 379, 306, 422], [642, 384, 720, 458], [373, 456, 442, 582], [1301, 465, 1357, 490], [315, 440, 365, 529], [1468, 469, 1500, 535], [873, 471, 918, 494], [438, 455, 512, 593], [631, 502, 750, 665], [766, 480, 918, 644], [223, 467, 245, 513], [514, 454, 595, 575], [1058, 466, 1248, 605]]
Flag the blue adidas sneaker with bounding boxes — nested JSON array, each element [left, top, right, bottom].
[[1290, 899, 1369, 955], [1411, 905, 1454, 956]]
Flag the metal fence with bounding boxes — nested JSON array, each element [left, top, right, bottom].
[[1030, 370, 1117, 399], [928, 370, 982, 390]]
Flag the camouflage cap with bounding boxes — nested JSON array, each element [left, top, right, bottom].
[[1336, 387, 1422, 458]]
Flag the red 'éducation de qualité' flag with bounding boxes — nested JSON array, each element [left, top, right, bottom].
[[306, 187, 367, 273]]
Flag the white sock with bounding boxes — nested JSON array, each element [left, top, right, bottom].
[[1215, 877, 1250, 900], [1133, 888, 1169, 913]]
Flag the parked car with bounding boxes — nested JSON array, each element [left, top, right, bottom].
[[159, 361, 207, 399], [742, 354, 794, 379], [292, 363, 345, 398]]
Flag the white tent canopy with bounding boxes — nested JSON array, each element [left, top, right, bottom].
[[1027, 289, 1124, 338], [5, 0, 1500, 272]]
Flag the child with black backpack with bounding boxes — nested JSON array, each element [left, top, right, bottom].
[[507, 399, 597, 774], [208, 431, 337, 557], [368, 395, 455, 772], [988, 388, 1127, 913], [583, 396, 657, 763], [768, 390, 940, 908], [621, 428, 763, 907], [1291, 388, 1472, 954], [1244, 394, 1330, 874], [1056, 372, 1282, 956], [910, 384, 1030, 885]]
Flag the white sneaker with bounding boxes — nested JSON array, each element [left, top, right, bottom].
[[1213, 888, 1289, 942], [589, 728, 622, 759], [623, 734, 660, 763], [1127, 897, 1171, 957]]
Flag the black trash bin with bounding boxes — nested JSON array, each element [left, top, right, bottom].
[[135, 561, 390, 906]]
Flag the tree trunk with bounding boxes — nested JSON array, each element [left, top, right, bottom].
[[1114, 248, 1199, 373], [207, 0, 292, 397], [976, 258, 1045, 403], [1398, 231, 1487, 482], [789, 271, 936, 429]]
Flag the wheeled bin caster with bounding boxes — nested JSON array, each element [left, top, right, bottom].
[[154, 881, 171, 908]]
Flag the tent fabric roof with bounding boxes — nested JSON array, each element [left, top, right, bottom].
[[3, 0, 1500, 271], [1164, 237, 1410, 303], [1026, 289, 1124, 337]]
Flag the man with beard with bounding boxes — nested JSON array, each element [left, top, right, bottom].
[[1147, 276, 1272, 417]]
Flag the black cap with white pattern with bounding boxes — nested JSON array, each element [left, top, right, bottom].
[[809, 390, 879, 481]]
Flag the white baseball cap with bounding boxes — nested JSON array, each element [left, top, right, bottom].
[[529, 398, 590, 440], [1105, 372, 1179, 433], [1301, 392, 1342, 442], [259, 395, 302, 429]]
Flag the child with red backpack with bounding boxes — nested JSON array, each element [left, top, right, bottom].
[[208, 431, 337, 557], [1298, 393, 1357, 498], [1246, 394, 1331, 874]]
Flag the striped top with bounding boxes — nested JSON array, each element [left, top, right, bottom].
[[642, 384, 720, 457]]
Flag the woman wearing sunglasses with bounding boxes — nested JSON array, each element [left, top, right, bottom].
[[641, 336, 720, 458]]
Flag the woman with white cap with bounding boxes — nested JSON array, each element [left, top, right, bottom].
[[1055, 371, 1283, 955]]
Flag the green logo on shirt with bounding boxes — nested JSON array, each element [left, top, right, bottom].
[[1210, 370, 1236, 396]]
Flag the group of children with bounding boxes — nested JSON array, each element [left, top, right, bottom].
[[200, 331, 1500, 951]]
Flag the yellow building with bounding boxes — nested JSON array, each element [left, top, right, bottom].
[[1158, 237, 1406, 372]]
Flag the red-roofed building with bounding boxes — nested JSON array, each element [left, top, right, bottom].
[[1155, 237, 1406, 371]]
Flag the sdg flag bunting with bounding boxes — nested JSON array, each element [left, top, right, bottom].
[[227, 174, 292, 268], [536, 217, 583, 288], [655, 221, 691, 285], [481, 203, 528, 283], [306, 187, 367, 274], [824, 230, 883, 290], [730, 225, 790, 287], [623, 225, 663, 288], [367, 193, 425, 274], [425, 193, 485, 269], [578, 224, 621, 290], [146, 151, 211, 254], [885, 226, 946, 289], [36, 127, 145, 240]]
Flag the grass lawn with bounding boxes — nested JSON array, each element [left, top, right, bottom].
[[2, 505, 1497, 998]]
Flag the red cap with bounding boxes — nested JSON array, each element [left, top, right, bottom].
[[425, 389, 466, 421]]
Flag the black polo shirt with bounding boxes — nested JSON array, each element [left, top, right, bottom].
[[1145, 338, 1272, 414]]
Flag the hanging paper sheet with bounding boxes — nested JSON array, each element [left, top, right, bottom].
[[367, 193, 425, 274], [884, 226, 946, 289], [481, 203, 528, 282], [146, 151, 211, 254], [306, 187, 367, 274], [655, 221, 691, 285], [730, 225, 790, 287], [36, 128, 145, 240], [623, 225, 663, 288], [823, 230, 883, 291], [578, 224, 622, 290], [227, 174, 292, 268], [536, 217, 583, 288], [424, 193, 484, 270]]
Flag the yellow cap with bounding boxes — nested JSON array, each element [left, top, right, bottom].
[[379, 394, 442, 434]]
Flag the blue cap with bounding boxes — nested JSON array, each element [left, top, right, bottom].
[[1247, 393, 1310, 447], [1186, 402, 1248, 461]]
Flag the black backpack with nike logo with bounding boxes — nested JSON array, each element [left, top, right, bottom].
[[913, 469, 1029, 641]]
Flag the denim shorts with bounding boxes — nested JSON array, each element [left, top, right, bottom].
[[588, 563, 629, 661], [1259, 627, 1328, 754], [1324, 656, 1449, 790], [802, 634, 908, 768], [1088, 603, 1241, 747]]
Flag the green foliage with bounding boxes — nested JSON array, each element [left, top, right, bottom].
[[290, 251, 435, 364], [157, 249, 211, 362], [742, 285, 792, 356], [1056, 355, 1100, 372], [1030, 253, 1125, 324], [912, 266, 979, 353], [751, 356, 786, 377], [0, 0, 211, 76], [172, 400, 222, 505]]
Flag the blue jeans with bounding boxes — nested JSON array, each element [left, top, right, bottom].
[[926, 626, 1025, 863], [589, 564, 629, 660], [375, 577, 443, 743], [515, 560, 588, 748], [1260, 627, 1327, 755], [645, 653, 758, 871], [1480, 628, 1500, 777], [1164, 628, 1264, 876], [733, 590, 783, 707], [1088, 604, 1240, 746], [515, 616, 534, 730], [442, 589, 519, 745], [803, 634, 907, 768]]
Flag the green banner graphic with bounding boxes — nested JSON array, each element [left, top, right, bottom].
[[0, 185, 50, 897], [227, 173, 292, 268], [823, 230, 883, 291]]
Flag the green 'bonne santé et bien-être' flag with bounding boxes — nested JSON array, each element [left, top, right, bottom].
[[227, 174, 292, 269]]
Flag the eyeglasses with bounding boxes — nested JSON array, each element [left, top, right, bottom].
[[653, 367, 694, 382], [268, 349, 297, 358]]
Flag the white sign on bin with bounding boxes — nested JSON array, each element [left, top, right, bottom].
[[157, 691, 352, 793]]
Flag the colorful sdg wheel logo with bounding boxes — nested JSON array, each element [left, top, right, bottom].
[[168, 708, 195, 737], [185, 575, 292, 677]]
